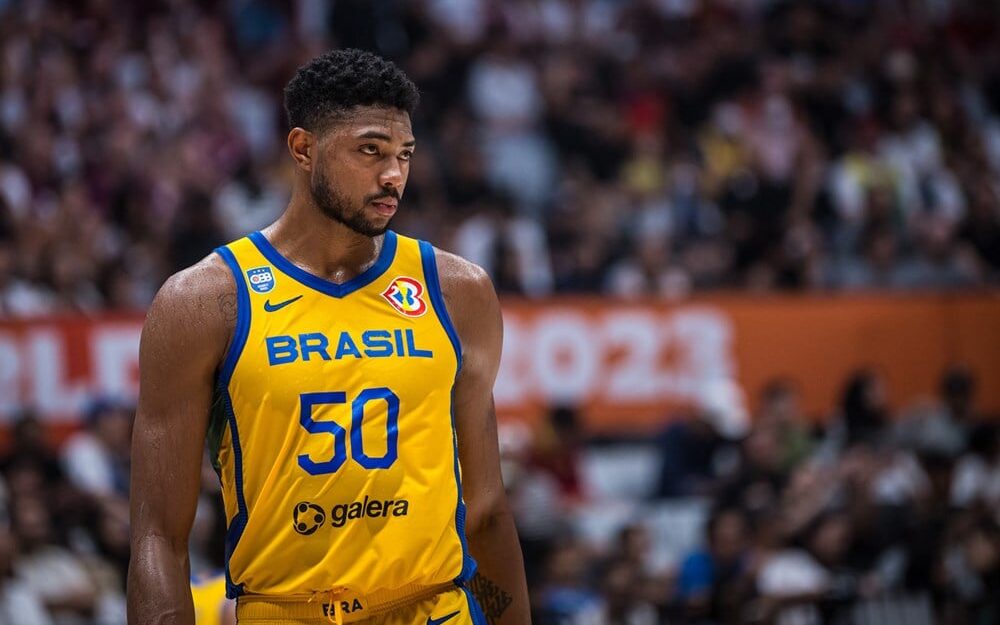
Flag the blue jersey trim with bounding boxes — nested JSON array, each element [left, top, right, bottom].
[[215, 246, 251, 383], [247, 230, 398, 298], [462, 586, 488, 625], [419, 240, 477, 584], [213, 245, 252, 599], [418, 241, 462, 368]]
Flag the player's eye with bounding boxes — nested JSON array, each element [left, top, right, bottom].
[[360, 144, 379, 155], [399, 150, 414, 161]]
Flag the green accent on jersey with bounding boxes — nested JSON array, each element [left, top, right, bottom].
[[206, 384, 228, 474]]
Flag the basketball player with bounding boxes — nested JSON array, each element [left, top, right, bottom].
[[127, 49, 530, 625]]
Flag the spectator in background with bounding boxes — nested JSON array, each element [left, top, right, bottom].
[[717, 424, 787, 520], [896, 365, 978, 458], [844, 371, 890, 444], [826, 370, 890, 451], [1, 413, 65, 498], [0, 522, 52, 625], [0, 226, 56, 317], [654, 416, 716, 500], [940, 517, 1000, 625], [600, 523, 667, 616], [828, 223, 905, 290], [60, 399, 132, 503], [939, 366, 981, 427], [503, 420, 568, 591], [531, 404, 585, 501], [756, 379, 814, 473], [675, 507, 751, 625], [211, 159, 288, 242], [654, 408, 730, 499], [803, 513, 866, 608], [753, 512, 830, 625], [950, 423, 1000, 515], [467, 24, 555, 213], [534, 538, 603, 625], [957, 178, 1000, 280], [614, 523, 656, 584], [9, 496, 100, 625], [599, 558, 658, 625], [894, 217, 981, 290]]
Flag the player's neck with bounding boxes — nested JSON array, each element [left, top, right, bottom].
[[262, 200, 384, 284]]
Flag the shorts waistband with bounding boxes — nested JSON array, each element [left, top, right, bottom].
[[236, 582, 456, 624]]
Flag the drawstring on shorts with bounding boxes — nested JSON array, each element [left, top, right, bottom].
[[308, 586, 349, 625]]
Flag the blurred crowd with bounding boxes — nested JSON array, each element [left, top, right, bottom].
[[2, 0, 1000, 316], [0, 367, 996, 624], [0, 394, 228, 625], [509, 366, 999, 625]]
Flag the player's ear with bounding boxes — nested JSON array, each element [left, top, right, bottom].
[[287, 128, 314, 172]]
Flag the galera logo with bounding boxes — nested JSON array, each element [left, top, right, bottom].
[[291, 497, 411, 534], [292, 502, 326, 535]]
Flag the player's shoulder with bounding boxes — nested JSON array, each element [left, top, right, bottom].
[[431, 247, 495, 300], [429, 246, 500, 334], [152, 252, 235, 315], [143, 252, 236, 354], [434, 247, 493, 291]]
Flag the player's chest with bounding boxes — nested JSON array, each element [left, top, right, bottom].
[[236, 291, 457, 395]]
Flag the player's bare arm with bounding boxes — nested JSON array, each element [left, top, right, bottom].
[[127, 256, 235, 625], [437, 249, 531, 625]]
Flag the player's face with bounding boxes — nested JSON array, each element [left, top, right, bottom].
[[311, 106, 415, 237]]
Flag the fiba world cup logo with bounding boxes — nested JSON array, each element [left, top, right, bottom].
[[292, 502, 326, 535], [381, 276, 427, 317]]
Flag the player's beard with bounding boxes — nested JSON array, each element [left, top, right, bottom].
[[311, 170, 390, 237]]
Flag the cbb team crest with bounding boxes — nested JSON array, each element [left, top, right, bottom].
[[247, 266, 276, 293], [381, 276, 427, 317]]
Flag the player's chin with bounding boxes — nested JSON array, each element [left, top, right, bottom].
[[364, 207, 394, 229], [354, 215, 391, 237]]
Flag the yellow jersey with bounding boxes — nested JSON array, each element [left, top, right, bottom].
[[209, 230, 474, 606]]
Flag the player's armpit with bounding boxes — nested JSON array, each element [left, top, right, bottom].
[[127, 257, 234, 625], [435, 250, 531, 625]]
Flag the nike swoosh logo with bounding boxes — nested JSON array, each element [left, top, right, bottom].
[[263, 295, 303, 312], [427, 611, 460, 625]]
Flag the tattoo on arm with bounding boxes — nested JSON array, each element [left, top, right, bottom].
[[469, 573, 512, 625], [217, 292, 237, 324]]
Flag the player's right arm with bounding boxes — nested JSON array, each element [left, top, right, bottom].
[[127, 256, 235, 625]]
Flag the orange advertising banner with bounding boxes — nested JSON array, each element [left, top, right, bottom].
[[498, 294, 1000, 432], [1, 294, 998, 433]]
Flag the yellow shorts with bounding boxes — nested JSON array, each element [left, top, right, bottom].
[[236, 586, 485, 625]]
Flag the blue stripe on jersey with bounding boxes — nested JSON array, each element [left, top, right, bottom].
[[247, 230, 398, 298], [214, 244, 252, 599], [462, 586, 488, 625], [418, 241, 462, 368], [418, 240, 477, 584]]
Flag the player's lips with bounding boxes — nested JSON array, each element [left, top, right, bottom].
[[370, 200, 397, 216]]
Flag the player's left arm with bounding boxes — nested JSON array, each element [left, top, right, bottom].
[[436, 250, 530, 625]]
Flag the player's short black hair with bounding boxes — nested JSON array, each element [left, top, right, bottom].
[[283, 48, 419, 133]]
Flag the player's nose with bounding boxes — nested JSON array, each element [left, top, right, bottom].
[[378, 160, 404, 189]]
